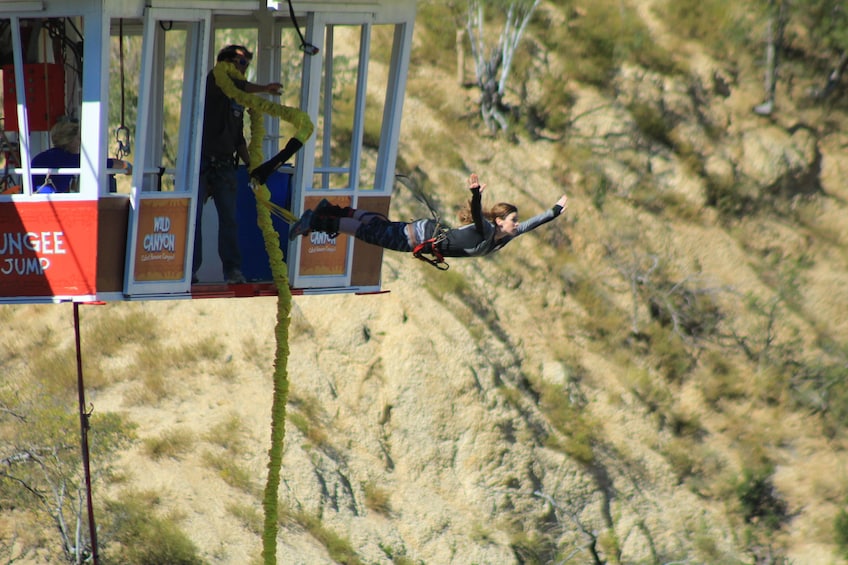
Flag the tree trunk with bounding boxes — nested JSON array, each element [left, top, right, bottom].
[[466, 0, 540, 133], [456, 29, 466, 86], [813, 49, 848, 101], [754, 0, 787, 115]]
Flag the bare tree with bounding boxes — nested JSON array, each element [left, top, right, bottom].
[[797, 0, 848, 101], [755, 0, 848, 110], [811, 49, 848, 100], [1, 445, 95, 563], [0, 395, 131, 563], [465, 0, 541, 133]]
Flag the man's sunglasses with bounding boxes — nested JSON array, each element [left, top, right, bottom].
[[234, 57, 249, 67]]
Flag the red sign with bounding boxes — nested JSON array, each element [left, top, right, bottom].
[[2, 64, 66, 131], [0, 200, 97, 297]]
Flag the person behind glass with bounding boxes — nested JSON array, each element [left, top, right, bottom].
[[192, 44, 282, 285], [289, 173, 569, 261], [31, 118, 131, 193]]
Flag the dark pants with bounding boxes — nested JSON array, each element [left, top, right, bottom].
[[193, 158, 241, 275], [355, 216, 413, 252]]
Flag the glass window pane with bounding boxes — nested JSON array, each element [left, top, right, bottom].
[[312, 24, 361, 191], [4, 18, 85, 195], [358, 23, 394, 191], [160, 26, 188, 192]]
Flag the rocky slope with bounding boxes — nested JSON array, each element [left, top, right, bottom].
[[5, 1, 848, 564]]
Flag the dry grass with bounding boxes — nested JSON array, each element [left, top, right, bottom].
[[204, 412, 247, 454], [142, 427, 195, 461], [363, 481, 392, 515], [201, 450, 258, 496], [226, 501, 263, 536]]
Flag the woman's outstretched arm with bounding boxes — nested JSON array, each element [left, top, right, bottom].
[[467, 173, 486, 234]]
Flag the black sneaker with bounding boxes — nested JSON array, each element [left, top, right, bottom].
[[289, 209, 313, 241]]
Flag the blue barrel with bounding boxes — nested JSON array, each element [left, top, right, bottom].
[[235, 166, 291, 282]]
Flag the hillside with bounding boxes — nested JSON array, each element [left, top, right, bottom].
[[4, 1, 848, 563]]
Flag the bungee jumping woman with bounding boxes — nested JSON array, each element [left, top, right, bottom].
[[288, 173, 568, 269]]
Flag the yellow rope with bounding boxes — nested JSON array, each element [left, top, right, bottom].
[[212, 61, 314, 144], [263, 199, 298, 224], [212, 61, 312, 225], [213, 60, 313, 565]]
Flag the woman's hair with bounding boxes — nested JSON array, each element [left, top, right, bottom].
[[50, 119, 80, 150], [458, 200, 518, 225]]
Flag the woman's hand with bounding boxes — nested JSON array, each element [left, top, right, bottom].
[[556, 194, 568, 210], [467, 173, 486, 193]]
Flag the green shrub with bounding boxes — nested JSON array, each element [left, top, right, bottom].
[[790, 360, 848, 438], [625, 366, 672, 416], [544, 0, 678, 86], [526, 75, 577, 134], [29, 346, 88, 394], [412, 2, 462, 68], [629, 102, 673, 148], [128, 342, 171, 398], [659, 0, 751, 59], [538, 381, 598, 465], [590, 173, 613, 211], [571, 278, 625, 340], [102, 490, 203, 565], [647, 324, 695, 382], [699, 351, 747, 410], [705, 174, 756, 219], [735, 467, 788, 531], [417, 128, 466, 171], [835, 507, 848, 558], [664, 437, 698, 483]]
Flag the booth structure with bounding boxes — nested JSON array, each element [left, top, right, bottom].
[[0, 0, 416, 303]]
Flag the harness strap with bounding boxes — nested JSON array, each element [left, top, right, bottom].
[[412, 239, 449, 270], [412, 223, 449, 270]]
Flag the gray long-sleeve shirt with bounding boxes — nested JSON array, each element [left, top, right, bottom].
[[438, 188, 563, 257]]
